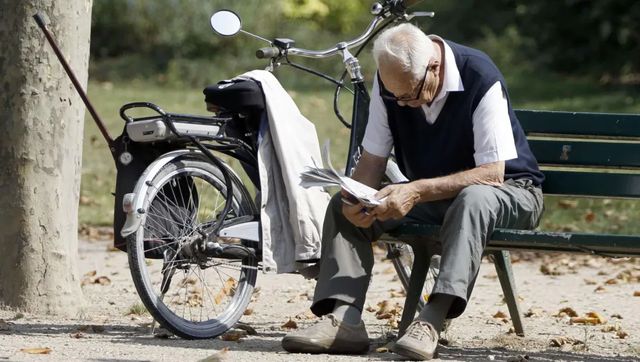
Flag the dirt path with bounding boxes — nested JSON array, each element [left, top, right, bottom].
[[1, 237, 639, 361]]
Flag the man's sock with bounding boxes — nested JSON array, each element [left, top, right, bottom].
[[332, 300, 362, 325], [416, 294, 455, 333]]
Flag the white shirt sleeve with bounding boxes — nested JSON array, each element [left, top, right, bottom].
[[472, 81, 518, 165], [362, 74, 393, 158]]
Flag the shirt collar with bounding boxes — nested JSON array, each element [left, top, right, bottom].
[[428, 35, 464, 102]]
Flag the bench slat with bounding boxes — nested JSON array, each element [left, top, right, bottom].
[[529, 139, 640, 167], [517, 110, 640, 138], [542, 170, 640, 197], [384, 224, 640, 257]]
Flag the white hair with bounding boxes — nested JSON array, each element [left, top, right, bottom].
[[372, 23, 435, 78]]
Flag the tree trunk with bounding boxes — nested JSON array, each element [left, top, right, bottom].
[[0, 0, 92, 315]]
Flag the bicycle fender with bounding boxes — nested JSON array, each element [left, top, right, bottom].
[[120, 149, 200, 238]]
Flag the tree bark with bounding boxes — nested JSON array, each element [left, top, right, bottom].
[[0, 0, 92, 315]]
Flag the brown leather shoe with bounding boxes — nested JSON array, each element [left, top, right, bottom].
[[281, 314, 369, 354], [391, 320, 439, 360]]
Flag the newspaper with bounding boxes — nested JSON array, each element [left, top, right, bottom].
[[300, 141, 383, 207]]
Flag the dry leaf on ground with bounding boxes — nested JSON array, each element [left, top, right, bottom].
[[524, 307, 543, 318], [571, 312, 606, 325], [549, 336, 583, 347], [554, 307, 578, 317], [601, 324, 621, 333], [220, 330, 246, 342], [281, 318, 298, 329], [20, 347, 52, 354], [616, 330, 629, 339], [633, 291, 640, 297], [493, 311, 508, 319]]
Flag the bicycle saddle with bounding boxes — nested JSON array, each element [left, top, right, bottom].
[[203, 78, 265, 113]]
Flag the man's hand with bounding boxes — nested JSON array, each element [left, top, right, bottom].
[[341, 190, 377, 228], [372, 183, 420, 221]]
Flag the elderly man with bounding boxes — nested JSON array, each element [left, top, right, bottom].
[[282, 23, 544, 360]]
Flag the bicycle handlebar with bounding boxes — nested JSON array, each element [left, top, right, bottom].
[[261, 0, 425, 60]]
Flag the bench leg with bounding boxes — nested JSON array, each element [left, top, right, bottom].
[[398, 244, 429, 336], [492, 250, 524, 336]]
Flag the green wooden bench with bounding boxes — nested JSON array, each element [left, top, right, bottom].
[[383, 109, 640, 336]]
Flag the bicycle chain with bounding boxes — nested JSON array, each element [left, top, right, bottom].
[[208, 260, 262, 271]]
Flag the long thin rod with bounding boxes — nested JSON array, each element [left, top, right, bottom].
[[33, 13, 114, 147]]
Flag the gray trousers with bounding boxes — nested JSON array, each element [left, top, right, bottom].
[[310, 179, 544, 319]]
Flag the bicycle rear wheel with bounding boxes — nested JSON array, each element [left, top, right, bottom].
[[127, 156, 257, 339]]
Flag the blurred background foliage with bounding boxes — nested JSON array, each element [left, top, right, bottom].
[[90, 0, 640, 87]]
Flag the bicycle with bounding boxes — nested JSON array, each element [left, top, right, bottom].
[[115, 0, 441, 339]]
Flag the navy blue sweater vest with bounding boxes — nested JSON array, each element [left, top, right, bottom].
[[379, 40, 544, 186]]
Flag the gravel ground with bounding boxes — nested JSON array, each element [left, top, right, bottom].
[[1, 236, 639, 361]]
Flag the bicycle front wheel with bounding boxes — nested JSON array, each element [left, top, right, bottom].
[[127, 156, 257, 339]]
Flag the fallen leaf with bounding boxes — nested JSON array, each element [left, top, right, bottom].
[[550, 336, 584, 347], [611, 314, 623, 319], [601, 324, 621, 333], [389, 289, 406, 298], [365, 305, 376, 313], [571, 312, 606, 325], [20, 347, 52, 355], [554, 307, 578, 318], [634, 291, 640, 297], [493, 311, 508, 319], [95, 276, 111, 286], [594, 285, 606, 293], [376, 341, 395, 353], [616, 330, 629, 339], [583, 279, 597, 285], [243, 308, 253, 316], [605, 278, 618, 285], [281, 319, 298, 329], [540, 264, 565, 276], [294, 310, 315, 320], [220, 330, 246, 341], [584, 211, 596, 222], [524, 307, 543, 318]]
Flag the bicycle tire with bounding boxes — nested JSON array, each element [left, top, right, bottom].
[[127, 156, 257, 339]]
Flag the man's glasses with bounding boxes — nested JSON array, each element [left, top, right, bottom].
[[381, 61, 433, 103]]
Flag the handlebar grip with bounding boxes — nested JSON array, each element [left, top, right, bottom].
[[256, 47, 280, 59]]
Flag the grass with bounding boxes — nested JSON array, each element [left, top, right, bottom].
[[126, 302, 149, 316], [80, 71, 640, 235]]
